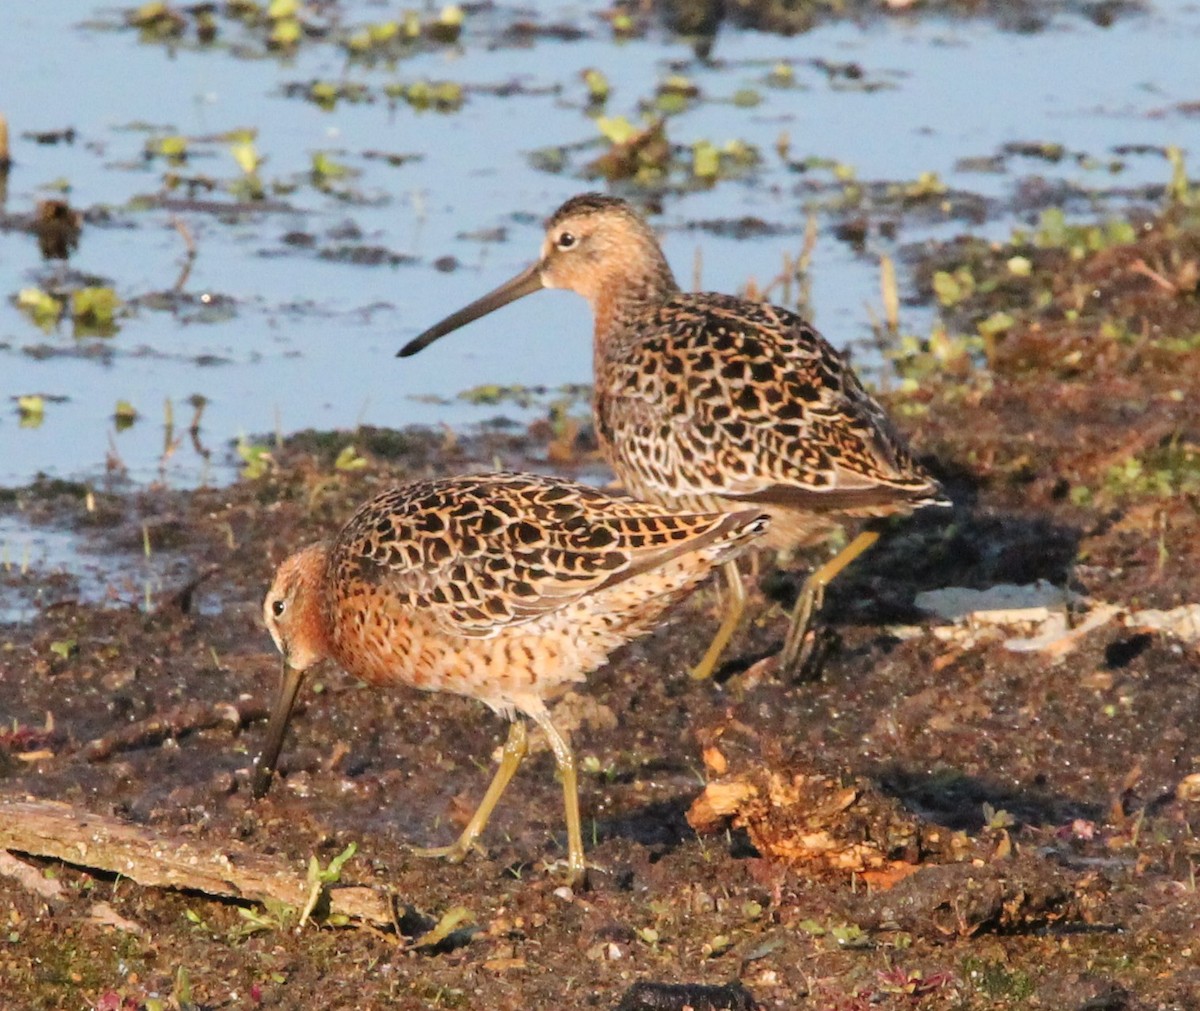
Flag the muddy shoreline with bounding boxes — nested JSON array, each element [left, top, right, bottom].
[[2, 194, 1200, 1008]]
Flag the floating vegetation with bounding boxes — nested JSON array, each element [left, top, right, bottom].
[[341, 4, 464, 59], [119, 0, 461, 59], [651, 75, 701, 116], [581, 68, 610, 106], [13, 285, 123, 338], [455, 383, 591, 411], [16, 288, 63, 332], [310, 151, 353, 187], [288, 80, 372, 111], [530, 111, 760, 191], [15, 394, 47, 428], [72, 287, 122, 338], [127, 2, 187, 39], [587, 117, 671, 182], [144, 134, 189, 163], [228, 138, 265, 201], [113, 400, 139, 432], [385, 80, 466, 113], [344, 12, 422, 54]]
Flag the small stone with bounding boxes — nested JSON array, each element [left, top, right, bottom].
[[1176, 773, 1200, 802]]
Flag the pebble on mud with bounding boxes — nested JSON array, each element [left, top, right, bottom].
[[1175, 773, 1200, 803]]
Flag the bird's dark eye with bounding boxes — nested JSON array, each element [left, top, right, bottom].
[[271, 599, 285, 617], [556, 231, 576, 250]]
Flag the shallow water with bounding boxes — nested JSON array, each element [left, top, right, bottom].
[[1, 0, 1197, 486]]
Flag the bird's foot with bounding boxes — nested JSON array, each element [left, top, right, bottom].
[[409, 840, 480, 865]]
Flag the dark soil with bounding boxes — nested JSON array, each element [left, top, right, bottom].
[[2, 204, 1200, 1010]]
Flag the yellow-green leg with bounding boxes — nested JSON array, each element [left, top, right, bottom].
[[780, 530, 880, 676], [528, 709, 586, 886], [690, 560, 747, 680], [410, 720, 528, 864]]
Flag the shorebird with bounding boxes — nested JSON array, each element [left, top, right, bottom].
[[399, 194, 945, 679], [253, 471, 767, 883]]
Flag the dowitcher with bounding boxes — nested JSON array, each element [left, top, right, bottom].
[[399, 194, 946, 679], [253, 472, 767, 883]]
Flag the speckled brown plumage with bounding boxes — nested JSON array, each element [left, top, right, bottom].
[[400, 194, 946, 677], [253, 471, 768, 882]]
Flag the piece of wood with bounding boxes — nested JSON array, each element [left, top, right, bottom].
[[0, 795, 393, 926], [688, 761, 975, 887], [84, 697, 269, 762]]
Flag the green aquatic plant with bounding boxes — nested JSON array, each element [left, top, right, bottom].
[[128, 2, 186, 38], [932, 267, 976, 307], [16, 395, 46, 428], [386, 80, 465, 112], [582, 68, 610, 105], [113, 400, 139, 432], [145, 134, 188, 162], [72, 287, 121, 331], [1166, 146, 1193, 207], [16, 288, 63, 331], [1024, 207, 1137, 256], [236, 436, 273, 479], [310, 151, 351, 185]]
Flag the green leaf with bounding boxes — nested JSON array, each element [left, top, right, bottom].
[[583, 69, 609, 102], [72, 286, 121, 325], [595, 116, 636, 146], [270, 17, 301, 47], [768, 63, 795, 87], [236, 436, 272, 479], [311, 152, 349, 180], [414, 906, 474, 948], [148, 134, 188, 160], [16, 395, 46, 427], [977, 311, 1015, 338], [309, 81, 339, 107], [692, 140, 719, 180], [334, 445, 368, 471], [1166, 145, 1193, 206], [49, 639, 78, 659], [230, 141, 261, 175], [113, 400, 139, 431], [17, 287, 64, 330]]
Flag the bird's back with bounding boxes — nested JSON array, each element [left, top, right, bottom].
[[593, 291, 943, 542], [321, 473, 767, 715]]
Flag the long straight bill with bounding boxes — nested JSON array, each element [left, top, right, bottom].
[[251, 660, 306, 799], [397, 262, 543, 357]]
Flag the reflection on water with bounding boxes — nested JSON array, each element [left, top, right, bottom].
[[0, 511, 200, 623]]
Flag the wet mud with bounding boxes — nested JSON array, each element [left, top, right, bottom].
[[2, 197, 1200, 1008]]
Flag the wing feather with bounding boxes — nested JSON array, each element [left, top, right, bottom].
[[329, 473, 764, 639]]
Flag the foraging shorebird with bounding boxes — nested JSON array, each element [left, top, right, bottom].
[[254, 471, 767, 882]]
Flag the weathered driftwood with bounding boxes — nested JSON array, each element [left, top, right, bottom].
[[0, 795, 393, 926]]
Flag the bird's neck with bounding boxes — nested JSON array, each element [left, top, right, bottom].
[[590, 258, 679, 366]]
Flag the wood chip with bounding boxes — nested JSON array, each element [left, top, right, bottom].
[[0, 795, 393, 926], [0, 850, 65, 901]]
